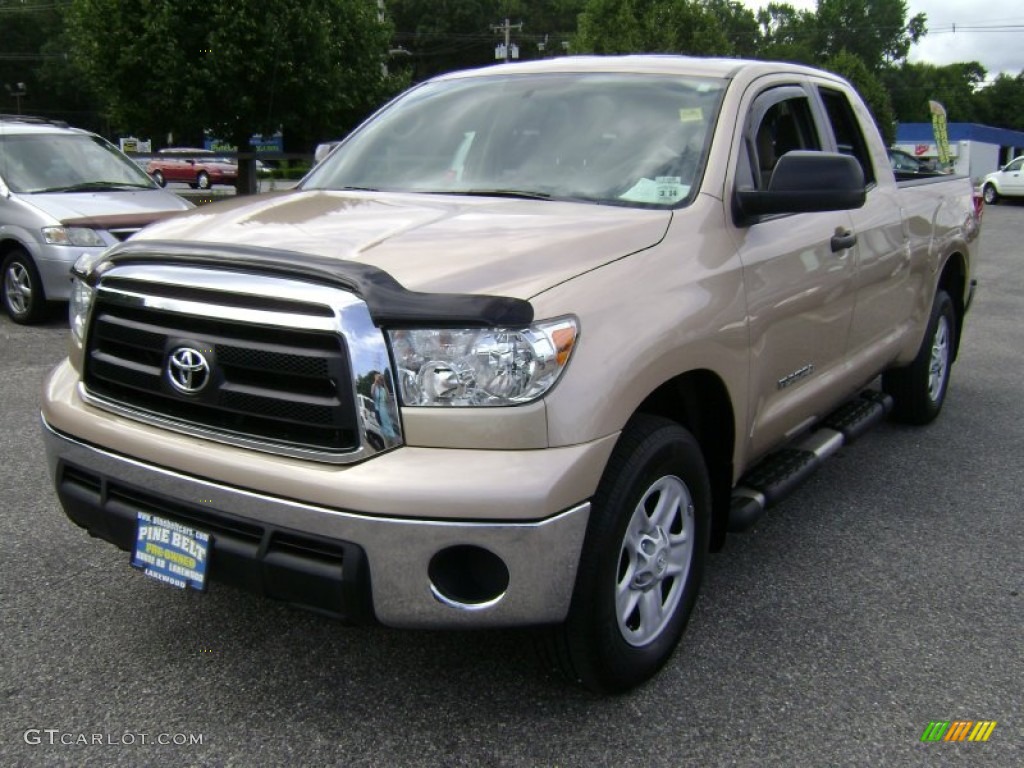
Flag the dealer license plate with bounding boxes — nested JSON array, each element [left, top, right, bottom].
[[130, 511, 210, 591]]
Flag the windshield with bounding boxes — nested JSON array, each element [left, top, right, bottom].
[[304, 73, 726, 207], [0, 132, 157, 193]]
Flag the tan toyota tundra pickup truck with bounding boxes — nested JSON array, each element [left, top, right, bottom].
[[41, 56, 981, 692]]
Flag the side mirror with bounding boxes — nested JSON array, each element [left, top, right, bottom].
[[735, 151, 866, 223]]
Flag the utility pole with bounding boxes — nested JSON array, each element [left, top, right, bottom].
[[491, 18, 522, 62]]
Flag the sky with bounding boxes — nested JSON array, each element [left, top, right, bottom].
[[740, 0, 1023, 80]]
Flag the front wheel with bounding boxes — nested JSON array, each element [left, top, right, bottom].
[[541, 415, 710, 693], [196, 171, 211, 190], [151, 170, 166, 187], [883, 289, 956, 425], [2, 249, 48, 324], [982, 183, 998, 205]]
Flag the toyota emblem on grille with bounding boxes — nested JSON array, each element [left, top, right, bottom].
[[167, 347, 211, 394]]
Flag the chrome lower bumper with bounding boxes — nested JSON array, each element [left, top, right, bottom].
[[42, 418, 590, 628]]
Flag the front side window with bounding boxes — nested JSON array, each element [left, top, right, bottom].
[[304, 73, 727, 208], [748, 94, 821, 189], [0, 133, 155, 193]]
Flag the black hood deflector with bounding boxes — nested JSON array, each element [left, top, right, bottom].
[[86, 240, 534, 328]]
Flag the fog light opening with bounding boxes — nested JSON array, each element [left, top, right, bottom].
[[428, 545, 510, 611]]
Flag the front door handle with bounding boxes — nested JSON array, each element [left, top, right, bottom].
[[831, 229, 857, 253]]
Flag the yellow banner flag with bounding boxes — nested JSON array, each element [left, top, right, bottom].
[[929, 100, 951, 166]]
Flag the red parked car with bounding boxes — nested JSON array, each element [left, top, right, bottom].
[[146, 148, 238, 189]]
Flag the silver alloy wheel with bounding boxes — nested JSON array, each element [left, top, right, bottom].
[[928, 314, 950, 403], [983, 184, 997, 204], [616, 474, 695, 647], [4, 261, 32, 315]]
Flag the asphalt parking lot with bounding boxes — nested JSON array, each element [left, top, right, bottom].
[[1, 206, 1021, 767]]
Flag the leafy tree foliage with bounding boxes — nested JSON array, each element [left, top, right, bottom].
[[387, 0, 584, 82], [575, 0, 762, 57], [976, 72, 1024, 131], [882, 61, 985, 124], [756, 3, 817, 65], [814, 0, 925, 70], [64, 0, 404, 151], [0, 1, 97, 125]]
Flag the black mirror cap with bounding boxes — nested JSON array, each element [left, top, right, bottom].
[[735, 151, 866, 222]]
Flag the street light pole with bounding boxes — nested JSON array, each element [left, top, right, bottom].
[[4, 82, 27, 114]]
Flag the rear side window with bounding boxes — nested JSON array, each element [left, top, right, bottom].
[[818, 87, 875, 185]]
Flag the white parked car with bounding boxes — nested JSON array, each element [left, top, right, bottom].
[[981, 156, 1024, 204]]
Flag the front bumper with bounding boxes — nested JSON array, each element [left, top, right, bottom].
[[42, 418, 591, 628]]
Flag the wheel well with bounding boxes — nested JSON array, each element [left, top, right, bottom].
[[0, 237, 27, 261], [938, 253, 967, 360], [637, 370, 735, 552]]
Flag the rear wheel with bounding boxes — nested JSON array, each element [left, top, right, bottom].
[[883, 289, 956, 425], [982, 183, 998, 205], [2, 249, 48, 324], [541, 415, 710, 693]]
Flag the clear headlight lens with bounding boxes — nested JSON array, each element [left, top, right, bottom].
[[42, 226, 105, 248], [69, 276, 95, 346], [389, 317, 578, 407]]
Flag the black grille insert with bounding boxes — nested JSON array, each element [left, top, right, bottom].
[[83, 296, 359, 454]]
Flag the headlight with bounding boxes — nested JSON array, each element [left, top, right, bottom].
[[69, 276, 95, 346], [42, 226, 105, 248], [388, 317, 578, 407]]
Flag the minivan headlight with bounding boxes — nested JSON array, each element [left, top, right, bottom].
[[388, 318, 578, 407], [42, 226, 105, 248]]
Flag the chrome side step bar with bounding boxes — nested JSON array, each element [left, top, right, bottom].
[[728, 391, 893, 532]]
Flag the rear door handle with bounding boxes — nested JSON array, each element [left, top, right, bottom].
[[831, 229, 857, 253]]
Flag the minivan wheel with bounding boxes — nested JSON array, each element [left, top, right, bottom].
[[982, 183, 998, 205], [2, 249, 48, 324], [540, 415, 710, 693]]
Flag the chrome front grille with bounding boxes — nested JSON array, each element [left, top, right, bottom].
[[79, 264, 402, 463]]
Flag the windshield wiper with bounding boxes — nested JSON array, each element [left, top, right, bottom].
[[36, 181, 154, 193], [432, 188, 554, 201]]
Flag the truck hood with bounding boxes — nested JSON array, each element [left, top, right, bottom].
[[131, 190, 671, 298], [18, 189, 192, 226]]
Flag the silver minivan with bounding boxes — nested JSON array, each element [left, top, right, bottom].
[[0, 117, 192, 323]]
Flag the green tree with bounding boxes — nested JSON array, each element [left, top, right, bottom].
[[64, 0, 404, 164], [882, 61, 985, 124], [814, 0, 926, 71], [976, 72, 1024, 131], [575, 0, 738, 56], [755, 3, 817, 65], [387, 1, 585, 81], [0, 1, 96, 125]]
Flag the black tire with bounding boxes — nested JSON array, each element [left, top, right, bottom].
[[196, 171, 211, 190], [982, 183, 998, 205], [540, 414, 710, 693], [152, 170, 166, 187], [883, 289, 956, 425], [2, 249, 49, 324]]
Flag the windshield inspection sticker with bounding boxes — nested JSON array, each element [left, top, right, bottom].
[[131, 511, 210, 591], [679, 107, 704, 122], [619, 177, 690, 204]]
